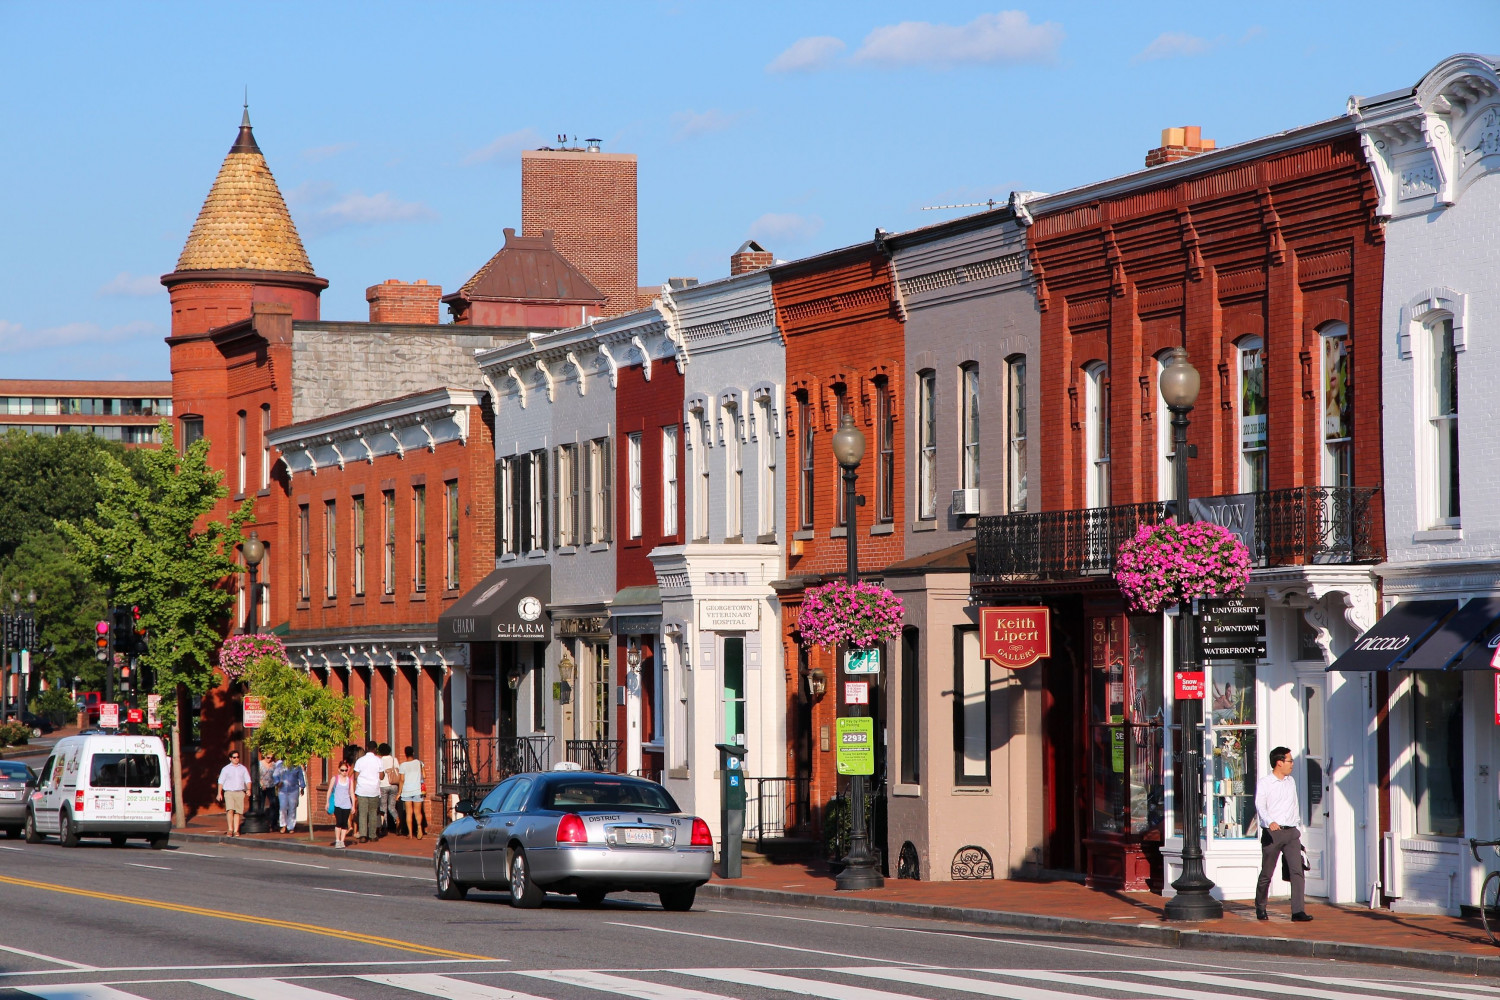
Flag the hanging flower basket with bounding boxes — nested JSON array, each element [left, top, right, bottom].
[[218, 634, 289, 682], [1113, 520, 1251, 614], [797, 580, 904, 650]]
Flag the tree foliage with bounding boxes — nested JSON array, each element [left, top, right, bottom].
[[0, 529, 108, 690], [244, 657, 363, 768], [59, 420, 252, 714], [0, 428, 144, 562]]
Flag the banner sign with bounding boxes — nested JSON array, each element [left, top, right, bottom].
[[1199, 597, 1266, 661], [835, 717, 875, 776], [242, 696, 265, 729], [1175, 671, 1206, 699], [979, 607, 1051, 668], [146, 693, 162, 730], [1189, 493, 1257, 557]]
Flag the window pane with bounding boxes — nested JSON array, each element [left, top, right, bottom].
[[961, 365, 980, 490], [958, 630, 988, 782], [1240, 341, 1267, 492], [1413, 671, 1464, 838], [1006, 358, 1027, 512], [918, 373, 936, 519], [723, 637, 745, 744]]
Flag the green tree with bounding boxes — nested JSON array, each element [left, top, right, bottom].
[[0, 529, 109, 694], [60, 419, 252, 828], [245, 656, 363, 840], [0, 428, 144, 562]]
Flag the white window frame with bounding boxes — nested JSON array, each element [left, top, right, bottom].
[[960, 363, 980, 491], [1237, 337, 1268, 493], [917, 371, 937, 520], [1156, 354, 1174, 503], [260, 405, 271, 491], [1085, 363, 1110, 508], [1005, 355, 1027, 513], [1320, 322, 1352, 494], [1417, 316, 1461, 528], [723, 402, 742, 540], [661, 424, 679, 537], [755, 390, 776, 539], [236, 410, 247, 495], [324, 499, 337, 600], [627, 431, 643, 539]]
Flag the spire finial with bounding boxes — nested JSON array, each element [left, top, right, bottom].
[[241, 87, 250, 128], [230, 92, 260, 155]]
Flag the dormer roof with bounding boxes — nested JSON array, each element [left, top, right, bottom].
[[173, 109, 315, 276], [447, 228, 607, 306]]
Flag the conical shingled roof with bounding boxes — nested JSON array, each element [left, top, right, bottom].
[[174, 111, 314, 275]]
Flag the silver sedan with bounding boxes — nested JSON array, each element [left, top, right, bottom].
[[433, 769, 714, 910], [0, 760, 38, 837]]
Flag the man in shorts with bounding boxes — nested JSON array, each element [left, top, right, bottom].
[[216, 750, 252, 837]]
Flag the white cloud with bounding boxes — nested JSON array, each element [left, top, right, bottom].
[[670, 108, 740, 141], [461, 127, 544, 167], [96, 272, 163, 297], [1133, 31, 1216, 63], [301, 142, 356, 163], [749, 212, 823, 245], [288, 182, 436, 235], [852, 11, 1063, 69], [767, 36, 846, 73], [0, 319, 160, 354]]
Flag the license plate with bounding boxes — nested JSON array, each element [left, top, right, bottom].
[[623, 828, 655, 845], [0, 790, 17, 800], [95, 796, 116, 809]]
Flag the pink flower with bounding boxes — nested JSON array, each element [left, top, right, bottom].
[[1113, 519, 1250, 613], [797, 580, 904, 650]]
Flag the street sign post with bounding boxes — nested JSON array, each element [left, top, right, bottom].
[[99, 702, 119, 728], [1198, 597, 1266, 661], [844, 648, 880, 674]]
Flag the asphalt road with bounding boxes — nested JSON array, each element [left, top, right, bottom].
[[0, 838, 1494, 1000]]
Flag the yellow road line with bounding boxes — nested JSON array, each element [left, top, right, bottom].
[[0, 874, 492, 960]]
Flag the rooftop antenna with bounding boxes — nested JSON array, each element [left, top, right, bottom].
[[242, 86, 250, 127], [921, 199, 999, 212]]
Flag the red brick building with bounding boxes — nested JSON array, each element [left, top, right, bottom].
[[522, 147, 638, 315], [771, 243, 906, 828]]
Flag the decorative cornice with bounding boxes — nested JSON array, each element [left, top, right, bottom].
[[269, 388, 478, 477]]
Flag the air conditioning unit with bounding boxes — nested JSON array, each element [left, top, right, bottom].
[[951, 488, 981, 517]]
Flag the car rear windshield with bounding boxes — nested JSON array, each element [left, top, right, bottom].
[[0, 761, 31, 782], [89, 753, 162, 788], [543, 779, 679, 812]]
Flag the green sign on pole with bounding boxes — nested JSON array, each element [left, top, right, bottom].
[[836, 717, 875, 776], [844, 647, 881, 674]]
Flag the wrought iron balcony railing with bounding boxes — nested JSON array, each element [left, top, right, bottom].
[[566, 739, 624, 773], [975, 486, 1378, 582], [441, 735, 553, 799]]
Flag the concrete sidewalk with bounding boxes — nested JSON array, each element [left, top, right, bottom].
[[167, 815, 1500, 977]]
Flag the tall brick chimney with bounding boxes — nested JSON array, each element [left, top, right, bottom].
[[366, 279, 442, 324], [730, 239, 774, 275], [1145, 126, 1216, 168], [522, 147, 638, 317]]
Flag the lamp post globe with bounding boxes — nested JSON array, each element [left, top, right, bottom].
[[831, 412, 866, 469], [1159, 347, 1201, 411]]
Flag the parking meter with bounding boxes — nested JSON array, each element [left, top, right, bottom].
[[715, 742, 747, 878]]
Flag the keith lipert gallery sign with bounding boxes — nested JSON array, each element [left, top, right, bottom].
[[1188, 493, 1257, 558], [979, 607, 1051, 669]]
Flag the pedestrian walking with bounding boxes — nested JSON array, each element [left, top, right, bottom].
[[398, 745, 426, 840], [327, 761, 355, 848], [257, 750, 278, 821], [215, 750, 251, 837], [378, 742, 401, 835], [352, 740, 383, 843], [274, 759, 305, 833], [1254, 745, 1313, 922]]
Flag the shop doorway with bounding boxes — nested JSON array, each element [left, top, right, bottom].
[[1297, 672, 1329, 898]]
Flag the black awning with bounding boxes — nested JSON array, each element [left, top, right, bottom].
[[437, 565, 551, 643], [1326, 599, 1457, 672], [1399, 596, 1500, 671], [1453, 604, 1500, 671]]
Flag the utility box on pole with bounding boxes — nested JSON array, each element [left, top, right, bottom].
[[714, 742, 747, 879]]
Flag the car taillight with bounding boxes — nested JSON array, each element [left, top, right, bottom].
[[556, 813, 588, 844], [75, 790, 85, 813], [690, 817, 712, 846], [165, 788, 173, 813]]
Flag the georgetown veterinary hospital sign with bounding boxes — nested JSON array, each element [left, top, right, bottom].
[[979, 607, 1051, 669]]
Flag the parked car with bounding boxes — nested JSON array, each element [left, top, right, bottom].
[[80, 692, 103, 726], [26, 733, 171, 848], [433, 769, 713, 910], [0, 760, 39, 838], [20, 712, 54, 737]]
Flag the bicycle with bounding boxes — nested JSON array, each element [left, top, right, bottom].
[[1469, 839, 1500, 944]]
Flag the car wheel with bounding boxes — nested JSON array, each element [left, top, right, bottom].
[[148, 834, 169, 850], [24, 811, 43, 844], [659, 885, 697, 912], [434, 844, 469, 900], [575, 888, 607, 908], [508, 847, 544, 908], [30, 726, 42, 738], [59, 810, 80, 848]]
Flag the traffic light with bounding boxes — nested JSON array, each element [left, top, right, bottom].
[[95, 620, 109, 661], [110, 606, 133, 651]]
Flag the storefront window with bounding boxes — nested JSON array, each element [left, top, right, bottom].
[[1089, 615, 1163, 836], [1413, 671, 1464, 838], [1208, 662, 1258, 839]]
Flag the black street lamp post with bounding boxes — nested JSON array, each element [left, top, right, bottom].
[[831, 411, 884, 891], [239, 532, 271, 835], [1159, 348, 1223, 921]]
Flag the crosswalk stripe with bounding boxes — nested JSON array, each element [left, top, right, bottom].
[[20, 986, 148, 1000], [999, 969, 1247, 1000], [837, 966, 1104, 1000], [194, 978, 356, 999], [363, 974, 555, 1000], [517, 969, 734, 1000], [1135, 970, 1437, 1000], [678, 968, 920, 1000], [1302, 979, 1500, 1000]]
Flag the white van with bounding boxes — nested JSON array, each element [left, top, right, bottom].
[[26, 734, 172, 848]]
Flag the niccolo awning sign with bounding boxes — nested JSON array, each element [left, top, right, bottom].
[[1326, 599, 1457, 673]]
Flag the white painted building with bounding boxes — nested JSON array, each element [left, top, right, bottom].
[[1349, 53, 1500, 915]]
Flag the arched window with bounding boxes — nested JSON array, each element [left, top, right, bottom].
[[1155, 353, 1174, 503], [1084, 363, 1110, 508], [1420, 317, 1460, 527], [1238, 336, 1268, 492]]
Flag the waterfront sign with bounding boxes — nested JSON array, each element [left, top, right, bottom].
[[1199, 597, 1266, 661]]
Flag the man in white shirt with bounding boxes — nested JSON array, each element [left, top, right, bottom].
[[1254, 745, 1312, 922], [352, 740, 384, 843], [215, 750, 252, 837]]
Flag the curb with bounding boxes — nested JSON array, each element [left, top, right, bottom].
[[696, 883, 1500, 978], [169, 830, 432, 870]]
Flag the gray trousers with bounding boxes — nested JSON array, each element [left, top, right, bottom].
[[356, 795, 380, 838], [380, 787, 400, 830], [1255, 826, 1306, 913]]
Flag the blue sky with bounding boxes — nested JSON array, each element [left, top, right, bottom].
[[1, 2, 1494, 380]]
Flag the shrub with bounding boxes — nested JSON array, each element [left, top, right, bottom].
[[0, 721, 31, 748]]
